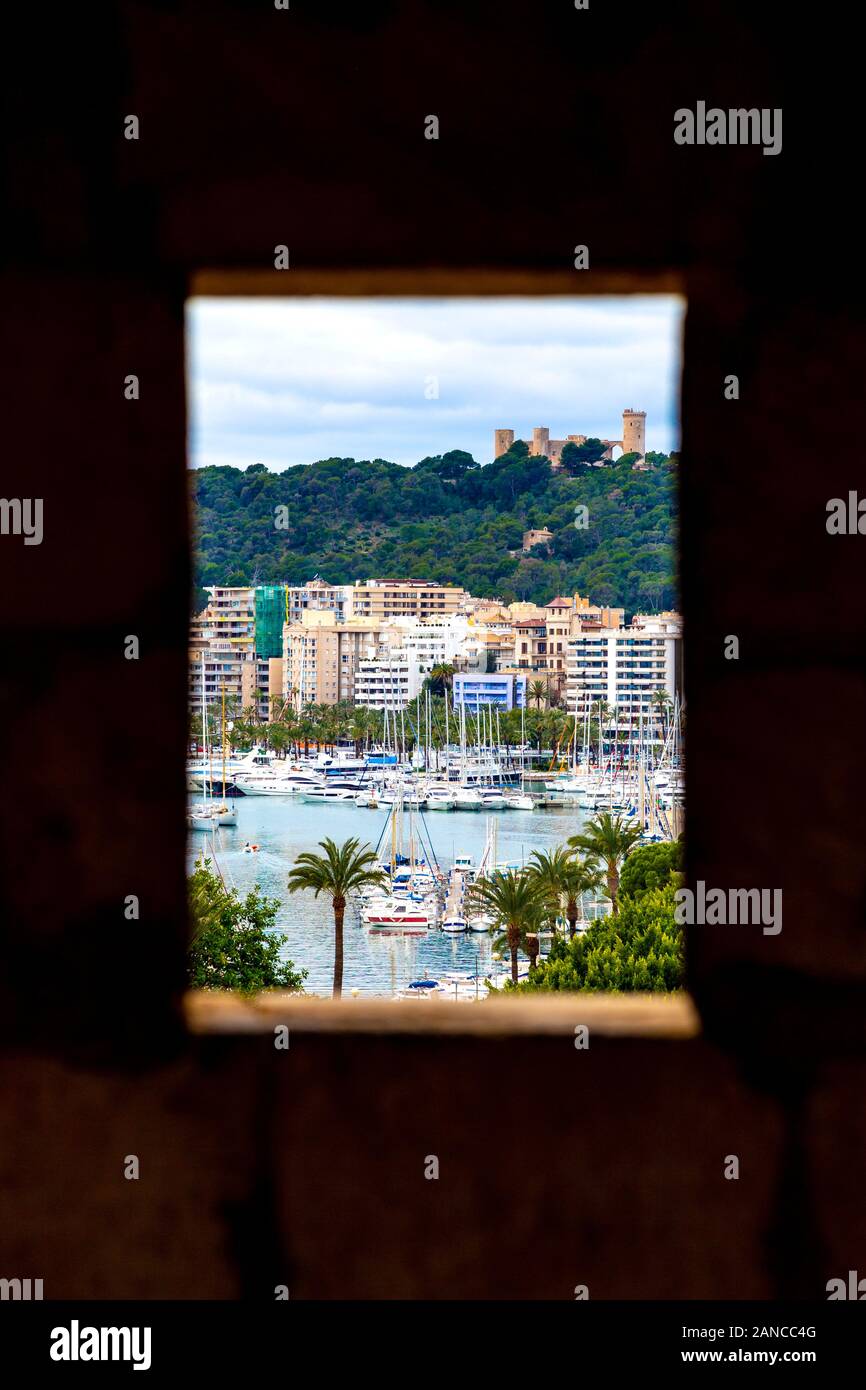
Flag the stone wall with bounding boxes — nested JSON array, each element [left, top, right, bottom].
[[0, 1, 862, 1299]]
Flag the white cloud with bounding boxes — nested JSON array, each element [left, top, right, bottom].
[[187, 295, 684, 469]]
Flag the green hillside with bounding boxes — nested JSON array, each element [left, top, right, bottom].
[[193, 446, 678, 615]]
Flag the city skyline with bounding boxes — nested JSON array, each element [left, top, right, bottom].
[[187, 295, 684, 471]]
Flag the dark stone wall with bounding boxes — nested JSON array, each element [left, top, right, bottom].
[[0, 1, 862, 1298]]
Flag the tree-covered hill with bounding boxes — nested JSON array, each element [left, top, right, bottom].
[[193, 446, 678, 614]]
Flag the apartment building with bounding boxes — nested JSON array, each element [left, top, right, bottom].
[[189, 586, 256, 717], [452, 672, 527, 713], [282, 610, 384, 710], [286, 576, 353, 625], [348, 578, 466, 622], [354, 645, 419, 711], [565, 613, 682, 730], [353, 616, 476, 711]]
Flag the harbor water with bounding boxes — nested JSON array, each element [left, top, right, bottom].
[[188, 795, 587, 996]]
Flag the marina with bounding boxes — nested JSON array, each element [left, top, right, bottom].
[[188, 789, 595, 997]]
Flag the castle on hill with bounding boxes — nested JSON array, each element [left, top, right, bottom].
[[494, 408, 646, 469]]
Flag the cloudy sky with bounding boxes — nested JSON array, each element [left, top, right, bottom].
[[187, 296, 684, 470]]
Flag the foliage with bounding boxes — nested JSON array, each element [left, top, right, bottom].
[[618, 838, 683, 898], [512, 883, 684, 993], [188, 860, 306, 994], [193, 448, 678, 613]]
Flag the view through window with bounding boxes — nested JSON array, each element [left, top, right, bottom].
[[185, 295, 684, 1000]]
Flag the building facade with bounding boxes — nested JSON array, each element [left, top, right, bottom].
[[452, 672, 527, 713], [348, 578, 466, 622], [565, 614, 682, 732], [282, 611, 385, 711], [189, 586, 257, 717]]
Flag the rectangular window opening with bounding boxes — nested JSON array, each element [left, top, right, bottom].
[[184, 274, 686, 1018]]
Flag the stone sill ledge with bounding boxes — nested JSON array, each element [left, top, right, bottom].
[[184, 990, 700, 1039]]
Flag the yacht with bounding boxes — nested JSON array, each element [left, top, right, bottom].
[[503, 791, 534, 811], [423, 785, 456, 811], [300, 783, 361, 803], [452, 785, 483, 810], [363, 899, 432, 934], [476, 787, 507, 810], [441, 915, 467, 934]]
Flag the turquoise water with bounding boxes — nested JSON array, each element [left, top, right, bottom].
[[188, 796, 586, 996]]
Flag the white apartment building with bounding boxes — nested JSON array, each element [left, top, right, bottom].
[[353, 615, 475, 710], [565, 614, 682, 730], [354, 644, 419, 711]]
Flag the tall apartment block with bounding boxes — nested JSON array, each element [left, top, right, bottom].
[[565, 614, 682, 731], [189, 586, 257, 718]]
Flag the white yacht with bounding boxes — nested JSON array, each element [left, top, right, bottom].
[[423, 785, 456, 811], [363, 899, 432, 934], [452, 785, 483, 810]]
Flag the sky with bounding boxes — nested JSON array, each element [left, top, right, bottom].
[[187, 296, 684, 471]]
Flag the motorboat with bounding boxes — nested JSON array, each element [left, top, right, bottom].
[[467, 913, 495, 932], [503, 792, 535, 811], [475, 788, 507, 810], [363, 899, 432, 934], [452, 785, 483, 810], [422, 786, 457, 811], [441, 916, 467, 934]]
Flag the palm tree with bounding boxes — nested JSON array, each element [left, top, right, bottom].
[[468, 870, 546, 984], [650, 687, 672, 744], [529, 678, 548, 710], [491, 921, 541, 973], [528, 846, 603, 939], [427, 663, 455, 697], [287, 837, 385, 998], [568, 811, 642, 915]]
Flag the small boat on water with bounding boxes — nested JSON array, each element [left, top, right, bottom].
[[441, 916, 467, 934], [467, 913, 494, 933]]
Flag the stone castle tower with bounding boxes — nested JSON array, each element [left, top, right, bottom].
[[494, 409, 647, 466], [621, 408, 646, 458]]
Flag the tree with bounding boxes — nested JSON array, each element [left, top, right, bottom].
[[561, 438, 607, 471], [426, 663, 455, 697], [286, 837, 385, 998], [618, 838, 683, 898], [188, 860, 307, 995], [467, 870, 546, 984], [528, 847, 603, 938], [568, 811, 643, 914], [513, 883, 684, 992], [650, 687, 672, 743], [529, 679, 548, 710]]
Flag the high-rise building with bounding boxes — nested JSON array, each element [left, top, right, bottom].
[[282, 611, 385, 710], [189, 586, 256, 718], [565, 614, 682, 731]]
